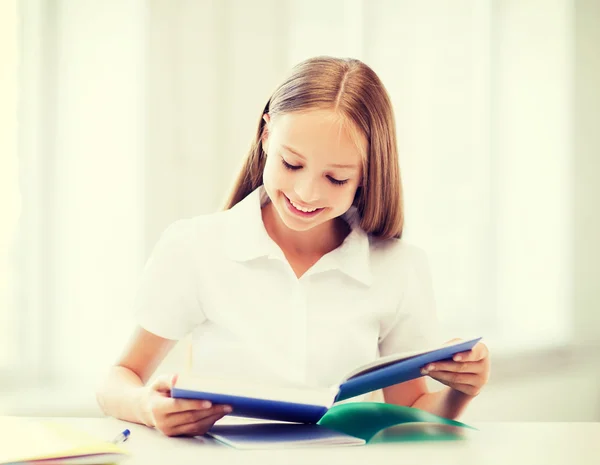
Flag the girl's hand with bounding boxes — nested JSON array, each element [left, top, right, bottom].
[[140, 374, 232, 437], [420, 340, 491, 397]]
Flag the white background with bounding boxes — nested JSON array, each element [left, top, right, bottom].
[[1, 0, 598, 421]]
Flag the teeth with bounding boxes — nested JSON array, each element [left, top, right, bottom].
[[290, 198, 318, 213]]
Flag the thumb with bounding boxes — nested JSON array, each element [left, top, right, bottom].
[[150, 373, 178, 394]]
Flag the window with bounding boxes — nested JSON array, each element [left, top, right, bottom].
[[6, 1, 575, 400]]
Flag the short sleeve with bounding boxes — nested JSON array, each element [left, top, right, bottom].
[[134, 220, 206, 340], [378, 246, 442, 356]]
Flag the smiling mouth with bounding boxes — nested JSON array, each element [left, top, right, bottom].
[[283, 194, 324, 217]]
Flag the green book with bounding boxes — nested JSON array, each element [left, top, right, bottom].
[[207, 402, 477, 449]]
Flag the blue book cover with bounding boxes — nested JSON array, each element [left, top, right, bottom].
[[170, 386, 329, 424], [335, 337, 481, 402], [171, 337, 482, 424]]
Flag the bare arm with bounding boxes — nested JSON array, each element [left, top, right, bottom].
[[96, 326, 231, 436], [384, 341, 491, 420], [410, 387, 473, 419], [383, 377, 428, 409], [409, 341, 490, 419], [382, 377, 472, 420], [96, 326, 176, 425]]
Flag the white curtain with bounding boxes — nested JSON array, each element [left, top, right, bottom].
[[7, 0, 574, 400]]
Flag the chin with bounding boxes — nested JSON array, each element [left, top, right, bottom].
[[288, 219, 324, 233], [279, 209, 325, 232]]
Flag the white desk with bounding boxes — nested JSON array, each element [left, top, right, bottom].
[[37, 417, 600, 465]]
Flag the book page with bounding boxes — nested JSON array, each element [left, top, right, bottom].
[[207, 423, 365, 449]]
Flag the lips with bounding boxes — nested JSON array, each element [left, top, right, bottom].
[[289, 198, 319, 213], [283, 194, 324, 218]]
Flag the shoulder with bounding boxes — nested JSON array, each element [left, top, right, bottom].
[[369, 236, 430, 265], [368, 236, 432, 278], [154, 209, 233, 252]]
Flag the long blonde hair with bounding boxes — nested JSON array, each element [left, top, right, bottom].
[[223, 56, 404, 239]]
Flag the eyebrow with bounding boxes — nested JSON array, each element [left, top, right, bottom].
[[282, 144, 359, 170]]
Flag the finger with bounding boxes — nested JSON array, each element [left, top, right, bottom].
[[166, 405, 232, 425], [169, 411, 230, 437], [453, 343, 488, 362], [167, 398, 215, 414], [150, 373, 178, 394], [426, 370, 480, 386], [422, 360, 484, 374], [442, 338, 463, 346]]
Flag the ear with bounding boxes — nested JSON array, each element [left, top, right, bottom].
[[261, 114, 271, 154]]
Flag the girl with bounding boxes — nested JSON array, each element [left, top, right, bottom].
[[96, 56, 490, 437]]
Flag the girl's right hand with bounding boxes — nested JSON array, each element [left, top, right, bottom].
[[140, 374, 232, 437]]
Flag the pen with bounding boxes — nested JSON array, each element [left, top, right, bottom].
[[111, 428, 131, 444]]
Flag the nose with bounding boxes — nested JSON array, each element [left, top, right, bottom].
[[293, 175, 321, 205]]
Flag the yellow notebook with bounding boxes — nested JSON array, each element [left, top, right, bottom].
[[0, 417, 130, 464]]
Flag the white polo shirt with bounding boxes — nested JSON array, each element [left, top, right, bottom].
[[135, 186, 440, 391]]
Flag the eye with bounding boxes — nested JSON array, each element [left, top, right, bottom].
[[327, 176, 349, 186], [281, 158, 301, 170], [281, 156, 348, 185]]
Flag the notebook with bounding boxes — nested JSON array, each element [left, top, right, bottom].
[[0, 417, 129, 465]]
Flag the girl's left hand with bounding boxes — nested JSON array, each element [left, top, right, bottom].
[[420, 340, 491, 397]]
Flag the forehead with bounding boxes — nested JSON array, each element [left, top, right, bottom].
[[271, 109, 366, 163]]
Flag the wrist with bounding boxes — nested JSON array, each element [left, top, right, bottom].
[[444, 386, 475, 417], [449, 384, 481, 401], [134, 386, 155, 427]]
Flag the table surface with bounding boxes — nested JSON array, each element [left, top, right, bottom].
[[18, 417, 600, 465]]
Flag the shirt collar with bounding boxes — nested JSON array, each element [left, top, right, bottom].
[[325, 206, 373, 286], [224, 186, 276, 262], [224, 186, 372, 286]]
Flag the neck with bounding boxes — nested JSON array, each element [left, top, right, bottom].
[[261, 202, 349, 257]]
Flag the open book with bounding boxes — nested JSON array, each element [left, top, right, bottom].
[[172, 337, 481, 424], [206, 402, 477, 449]]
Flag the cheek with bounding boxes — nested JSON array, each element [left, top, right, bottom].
[[262, 158, 281, 187], [332, 185, 359, 210], [266, 159, 296, 188]]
